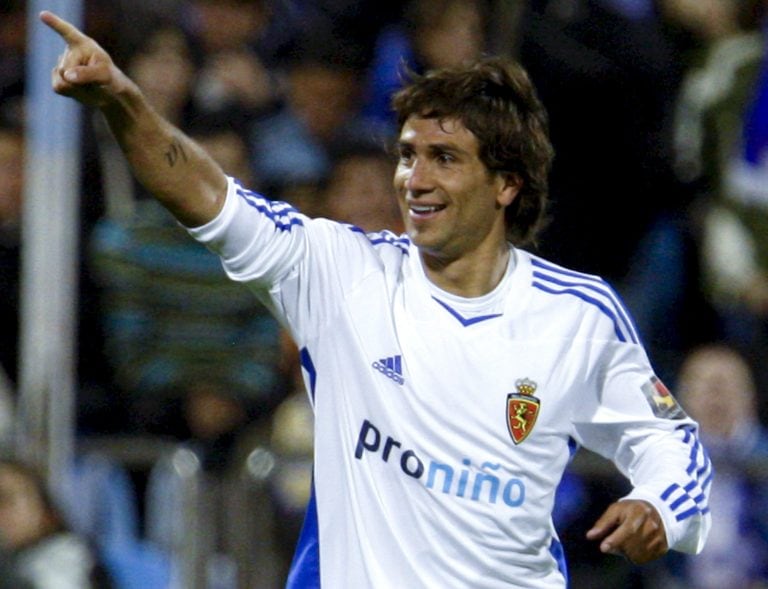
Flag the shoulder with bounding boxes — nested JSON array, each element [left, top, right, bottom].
[[520, 251, 640, 344], [525, 252, 615, 299], [314, 223, 412, 275]]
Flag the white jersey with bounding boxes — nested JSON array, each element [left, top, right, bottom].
[[189, 178, 712, 589]]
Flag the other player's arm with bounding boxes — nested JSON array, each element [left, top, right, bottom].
[[40, 10, 226, 227]]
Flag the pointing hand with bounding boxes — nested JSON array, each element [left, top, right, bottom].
[[40, 10, 131, 108]]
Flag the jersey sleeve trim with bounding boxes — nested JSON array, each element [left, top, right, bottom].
[[623, 424, 713, 554], [234, 180, 305, 232], [658, 425, 713, 522], [344, 225, 412, 254], [530, 258, 640, 343]]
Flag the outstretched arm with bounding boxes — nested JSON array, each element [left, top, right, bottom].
[[40, 10, 227, 227]]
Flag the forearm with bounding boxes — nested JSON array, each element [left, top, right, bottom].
[[622, 425, 712, 554], [101, 80, 227, 227], [40, 10, 228, 227]]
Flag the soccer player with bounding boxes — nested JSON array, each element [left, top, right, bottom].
[[40, 10, 711, 588]]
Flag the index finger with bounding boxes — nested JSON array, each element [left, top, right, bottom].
[[600, 516, 642, 553], [39, 10, 87, 45]]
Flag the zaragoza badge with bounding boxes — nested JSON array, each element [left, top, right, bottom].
[[506, 378, 541, 445]]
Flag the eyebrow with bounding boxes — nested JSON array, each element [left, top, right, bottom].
[[396, 141, 468, 156]]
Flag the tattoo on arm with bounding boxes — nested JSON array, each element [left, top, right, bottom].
[[164, 138, 188, 168]]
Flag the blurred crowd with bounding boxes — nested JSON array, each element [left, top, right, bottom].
[[2, 0, 768, 587]]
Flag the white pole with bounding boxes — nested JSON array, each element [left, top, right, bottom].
[[18, 0, 83, 484]]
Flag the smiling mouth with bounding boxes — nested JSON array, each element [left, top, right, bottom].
[[409, 204, 446, 215]]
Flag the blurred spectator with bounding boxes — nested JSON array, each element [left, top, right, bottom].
[[182, 0, 288, 129], [0, 0, 26, 125], [248, 30, 370, 203], [88, 23, 286, 465], [518, 0, 715, 383], [78, 17, 203, 437], [89, 116, 285, 469], [125, 21, 197, 129], [267, 335, 314, 576], [669, 0, 768, 412], [56, 452, 173, 589], [361, 0, 491, 136], [0, 115, 23, 389], [319, 135, 403, 233], [518, 0, 688, 278], [89, 116, 288, 585], [0, 458, 114, 589], [183, 0, 296, 61], [660, 0, 754, 44], [655, 344, 768, 588], [291, 0, 407, 69]]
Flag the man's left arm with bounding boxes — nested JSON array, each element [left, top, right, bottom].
[[574, 346, 713, 564]]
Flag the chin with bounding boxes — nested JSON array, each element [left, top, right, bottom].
[[407, 230, 430, 249]]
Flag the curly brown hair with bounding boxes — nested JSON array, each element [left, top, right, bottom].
[[392, 57, 554, 246]]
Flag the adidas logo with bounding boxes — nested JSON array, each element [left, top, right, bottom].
[[372, 355, 405, 386]]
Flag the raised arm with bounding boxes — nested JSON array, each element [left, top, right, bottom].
[[40, 10, 227, 227]]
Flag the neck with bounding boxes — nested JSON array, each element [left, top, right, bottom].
[[421, 244, 510, 298]]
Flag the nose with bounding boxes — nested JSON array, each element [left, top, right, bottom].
[[403, 157, 433, 195]]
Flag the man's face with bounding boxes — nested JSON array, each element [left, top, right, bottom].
[[394, 116, 517, 261], [679, 349, 755, 439]]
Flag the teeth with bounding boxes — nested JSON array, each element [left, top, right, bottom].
[[411, 205, 444, 213]]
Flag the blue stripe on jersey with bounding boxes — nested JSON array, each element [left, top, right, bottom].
[[658, 426, 712, 522], [432, 297, 503, 326], [549, 537, 569, 586], [531, 282, 628, 342], [286, 485, 320, 589], [567, 436, 579, 459], [531, 258, 639, 344], [235, 183, 305, 231], [345, 225, 411, 254], [300, 347, 317, 403]]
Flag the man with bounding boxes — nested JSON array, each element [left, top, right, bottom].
[[40, 10, 711, 588]]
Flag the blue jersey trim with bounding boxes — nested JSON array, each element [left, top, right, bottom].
[[658, 426, 712, 522], [567, 437, 579, 460], [235, 183, 305, 232], [531, 282, 630, 343], [432, 297, 503, 326], [345, 225, 411, 254], [549, 537, 569, 586], [300, 347, 317, 403], [286, 485, 320, 589], [531, 258, 639, 344]]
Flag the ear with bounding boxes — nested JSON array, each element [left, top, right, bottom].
[[497, 173, 523, 207]]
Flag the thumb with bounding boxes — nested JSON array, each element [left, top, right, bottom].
[[60, 61, 112, 85]]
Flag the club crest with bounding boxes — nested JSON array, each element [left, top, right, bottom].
[[506, 378, 541, 445]]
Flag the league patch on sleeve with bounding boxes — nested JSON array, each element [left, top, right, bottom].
[[641, 376, 687, 420]]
